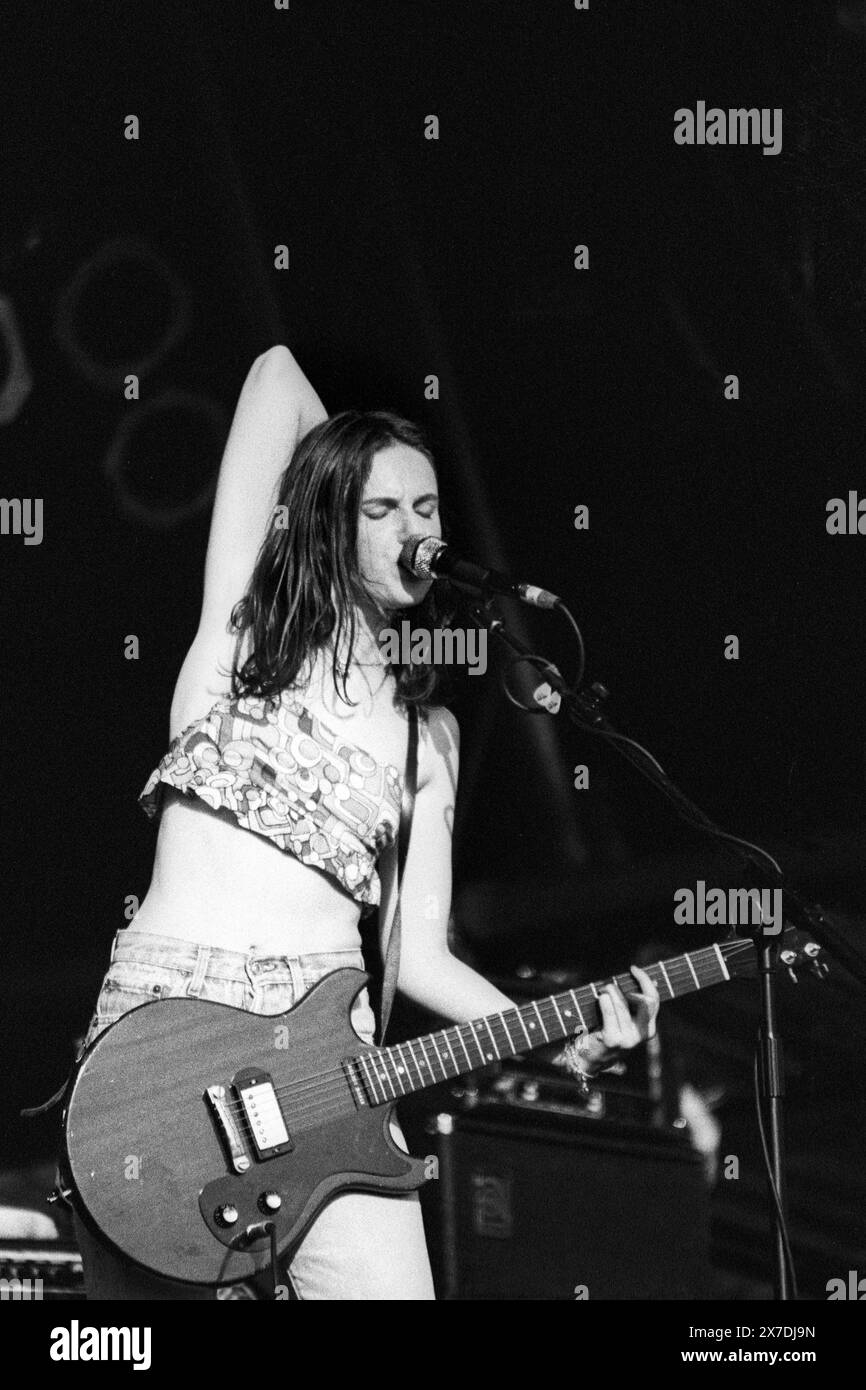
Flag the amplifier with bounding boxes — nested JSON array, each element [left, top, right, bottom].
[[422, 1103, 713, 1300]]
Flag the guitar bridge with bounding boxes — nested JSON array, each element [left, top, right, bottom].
[[206, 1085, 251, 1174]]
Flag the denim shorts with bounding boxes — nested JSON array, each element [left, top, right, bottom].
[[80, 927, 378, 1055], [72, 927, 435, 1299]]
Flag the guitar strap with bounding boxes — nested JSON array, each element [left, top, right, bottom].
[[376, 703, 419, 1046]]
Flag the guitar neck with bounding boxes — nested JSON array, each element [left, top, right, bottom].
[[356, 941, 733, 1106]]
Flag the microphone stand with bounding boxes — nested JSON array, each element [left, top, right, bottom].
[[467, 595, 833, 1301]]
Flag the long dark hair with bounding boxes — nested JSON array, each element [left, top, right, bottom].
[[229, 409, 456, 712]]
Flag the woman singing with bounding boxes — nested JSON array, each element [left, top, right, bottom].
[[69, 344, 660, 1299]]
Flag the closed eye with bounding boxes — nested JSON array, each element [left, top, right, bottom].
[[362, 494, 439, 520]]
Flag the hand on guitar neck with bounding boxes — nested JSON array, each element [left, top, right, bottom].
[[553, 964, 660, 1080]]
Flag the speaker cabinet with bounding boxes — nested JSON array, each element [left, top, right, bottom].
[[423, 1105, 713, 1300]]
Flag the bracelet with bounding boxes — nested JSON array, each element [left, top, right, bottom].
[[569, 1063, 594, 1098], [559, 1032, 602, 1096]]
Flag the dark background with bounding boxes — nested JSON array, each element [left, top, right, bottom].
[[2, 0, 865, 1298]]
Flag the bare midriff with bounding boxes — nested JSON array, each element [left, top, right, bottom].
[[128, 788, 366, 955]]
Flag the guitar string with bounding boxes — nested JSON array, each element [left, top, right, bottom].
[[209, 953, 740, 1125], [185, 956, 752, 1132], [216, 961, 725, 1130], [208, 964, 715, 1129], [213, 955, 722, 1116], [210, 950, 744, 1119]]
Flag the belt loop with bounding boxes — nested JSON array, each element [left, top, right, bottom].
[[243, 949, 258, 995], [108, 928, 124, 966], [187, 945, 210, 998], [287, 958, 305, 1000]]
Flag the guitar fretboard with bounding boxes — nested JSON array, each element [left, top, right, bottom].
[[352, 942, 732, 1106]]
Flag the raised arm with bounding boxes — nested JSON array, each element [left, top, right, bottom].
[[170, 344, 328, 737]]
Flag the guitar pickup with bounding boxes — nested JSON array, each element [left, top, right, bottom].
[[233, 1068, 293, 1159]]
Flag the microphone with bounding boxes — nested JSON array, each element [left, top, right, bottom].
[[399, 536, 561, 609]]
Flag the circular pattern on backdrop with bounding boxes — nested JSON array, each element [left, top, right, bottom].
[[0, 293, 33, 425], [103, 388, 226, 528], [53, 236, 191, 387]]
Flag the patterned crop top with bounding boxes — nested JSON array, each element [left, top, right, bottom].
[[138, 690, 406, 912]]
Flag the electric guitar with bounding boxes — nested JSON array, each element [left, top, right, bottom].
[[61, 926, 823, 1285]]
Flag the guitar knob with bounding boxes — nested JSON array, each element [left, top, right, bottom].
[[216, 1204, 239, 1227], [260, 1191, 282, 1213]]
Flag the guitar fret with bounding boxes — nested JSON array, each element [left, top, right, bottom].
[[522, 1008, 541, 1042], [406, 1039, 427, 1087], [377, 1051, 397, 1099], [466, 1020, 487, 1066], [514, 1009, 533, 1047], [390, 1044, 410, 1093], [549, 995, 567, 1034], [499, 1010, 520, 1055], [402, 1040, 420, 1088], [420, 1034, 443, 1081], [657, 961, 674, 997], [414, 1036, 431, 1080], [430, 1031, 453, 1078], [567, 990, 587, 1031], [531, 1001, 550, 1043], [358, 1052, 384, 1104], [684, 954, 700, 990], [441, 1028, 460, 1076], [482, 1017, 501, 1062], [712, 943, 730, 981], [454, 1025, 474, 1069], [388, 1050, 404, 1095]]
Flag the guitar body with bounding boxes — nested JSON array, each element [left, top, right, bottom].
[[61, 969, 427, 1286]]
